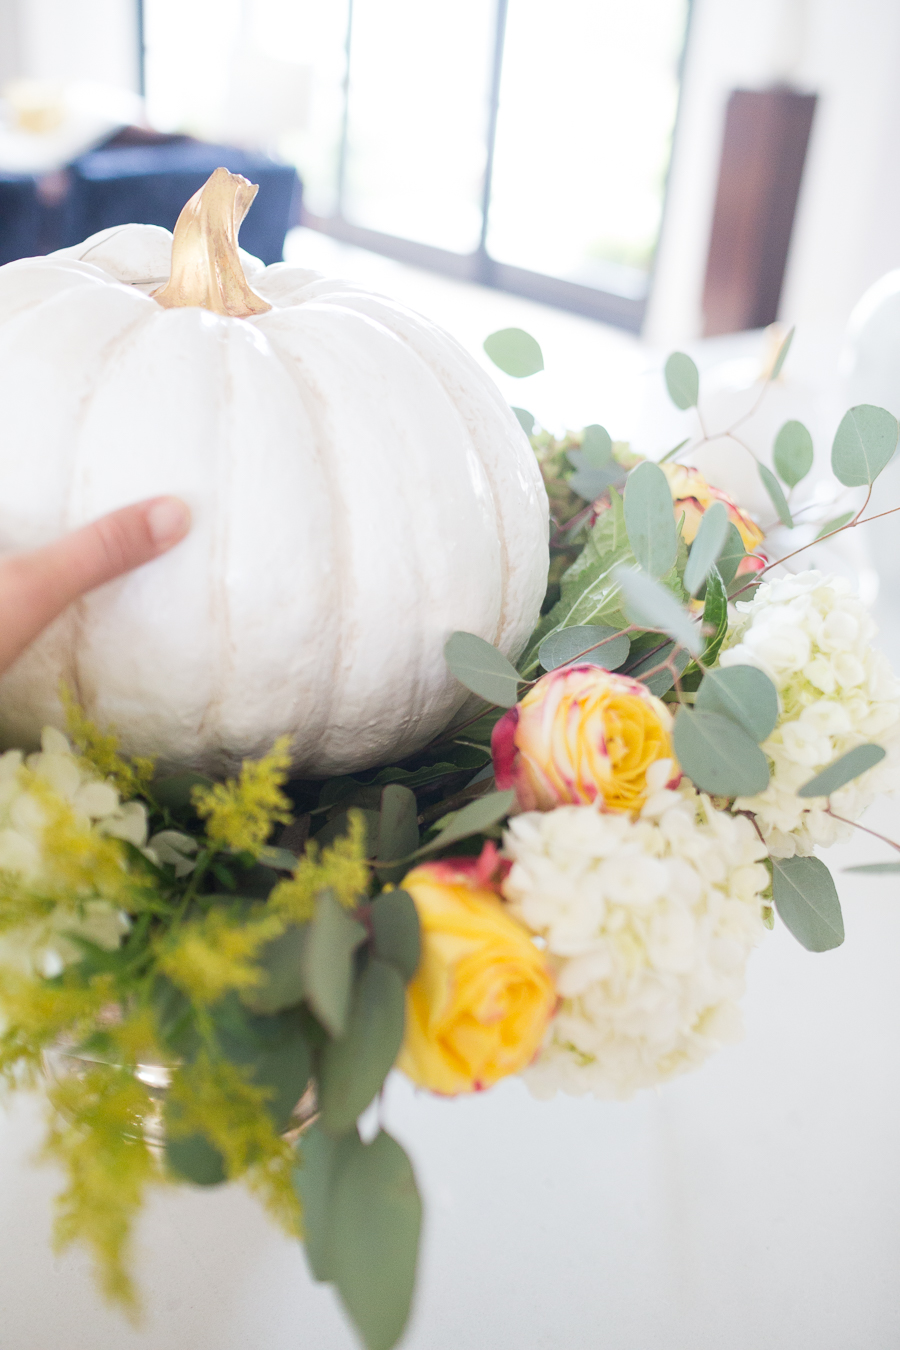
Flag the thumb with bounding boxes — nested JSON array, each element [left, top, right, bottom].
[[0, 497, 191, 672]]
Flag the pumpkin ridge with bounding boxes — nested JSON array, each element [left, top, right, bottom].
[[250, 313, 348, 768]]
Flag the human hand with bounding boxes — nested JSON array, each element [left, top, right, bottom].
[[0, 497, 191, 673]]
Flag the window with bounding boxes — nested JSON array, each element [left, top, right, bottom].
[[142, 0, 690, 329]]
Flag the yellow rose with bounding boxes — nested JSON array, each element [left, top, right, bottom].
[[492, 665, 676, 813], [397, 860, 556, 1095], [659, 461, 765, 553]]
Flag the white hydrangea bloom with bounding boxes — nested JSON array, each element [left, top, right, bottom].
[[720, 570, 900, 857], [0, 727, 147, 975], [501, 787, 769, 1100]]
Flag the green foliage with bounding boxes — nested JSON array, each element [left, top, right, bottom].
[[626, 641, 691, 697], [772, 856, 844, 951], [521, 487, 686, 675], [512, 406, 535, 434], [664, 351, 699, 409], [683, 499, 729, 596], [758, 462, 793, 528], [815, 510, 854, 540], [624, 461, 679, 578], [241, 924, 308, 1015], [483, 327, 544, 377], [376, 786, 419, 865], [269, 810, 371, 923], [300, 889, 367, 1038], [832, 404, 899, 487], [769, 326, 795, 380], [538, 624, 630, 673], [370, 890, 421, 981], [443, 632, 521, 707], [695, 666, 779, 743], [797, 743, 886, 798], [614, 565, 701, 656], [193, 737, 293, 856], [580, 424, 613, 464], [166, 1054, 300, 1233], [318, 958, 406, 1136], [414, 789, 515, 856], [295, 1126, 422, 1350], [157, 907, 284, 1006], [773, 420, 813, 487], [672, 709, 770, 797], [716, 523, 749, 587]]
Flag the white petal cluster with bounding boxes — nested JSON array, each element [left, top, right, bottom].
[[0, 727, 148, 975], [720, 570, 900, 857], [501, 787, 769, 1100]]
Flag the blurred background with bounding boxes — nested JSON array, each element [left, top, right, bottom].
[[2, 2, 900, 1348]]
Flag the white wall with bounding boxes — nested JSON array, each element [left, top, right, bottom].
[[646, 0, 900, 350], [0, 0, 140, 91]]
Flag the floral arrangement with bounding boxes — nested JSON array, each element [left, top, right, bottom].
[[2, 327, 900, 1350]]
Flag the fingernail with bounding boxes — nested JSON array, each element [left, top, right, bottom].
[[147, 497, 191, 550]]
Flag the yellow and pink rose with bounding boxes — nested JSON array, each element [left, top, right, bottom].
[[492, 665, 678, 814]]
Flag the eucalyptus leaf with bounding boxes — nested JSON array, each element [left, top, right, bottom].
[[415, 789, 515, 857], [538, 624, 630, 672], [613, 565, 701, 655], [844, 861, 900, 874], [664, 352, 699, 409], [797, 743, 886, 798], [377, 785, 419, 862], [769, 326, 795, 380], [695, 665, 779, 743], [370, 890, 421, 982], [814, 511, 854, 541], [318, 959, 406, 1137], [700, 566, 729, 664], [831, 404, 899, 486], [331, 1129, 422, 1350], [313, 808, 380, 856], [241, 923, 308, 1016], [301, 889, 367, 1039], [672, 709, 770, 796], [683, 500, 729, 595], [758, 462, 793, 528], [772, 856, 844, 951], [293, 1123, 342, 1281], [628, 642, 691, 696], [483, 327, 544, 377], [773, 420, 813, 487], [165, 1126, 227, 1187], [569, 468, 622, 501], [151, 771, 214, 813], [257, 845, 300, 871], [580, 424, 613, 466], [716, 523, 747, 587], [512, 406, 535, 434], [624, 461, 679, 578], [444, 632, 520, 708], [566, 459, 623, 501], [214, 1002, 314, 1133]]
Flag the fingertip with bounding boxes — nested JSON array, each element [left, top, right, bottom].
[[145, 497, 192, 552]]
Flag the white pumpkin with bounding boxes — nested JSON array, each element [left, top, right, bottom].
[[0, 171, 548, 775]]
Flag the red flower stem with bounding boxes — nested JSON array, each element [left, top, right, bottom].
[[729, 501, 900, 600], [825, 806, 900, 854]]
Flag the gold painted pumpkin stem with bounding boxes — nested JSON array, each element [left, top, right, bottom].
[[153, 168, 272, 318]]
